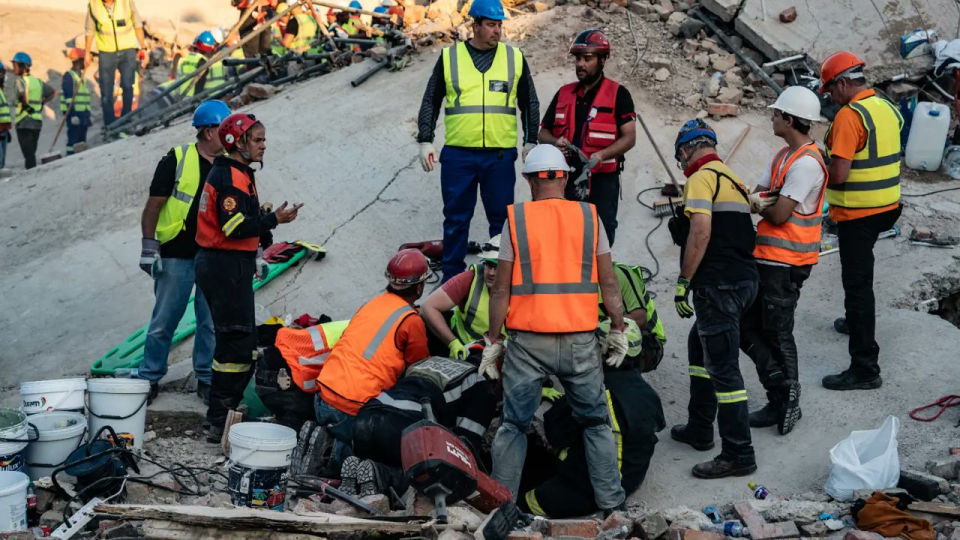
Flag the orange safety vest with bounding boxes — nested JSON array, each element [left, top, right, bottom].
[[754, 143, 828, 266], [550, 78, 621, 174], [195, 165, 260, 252], [317, 292, 417, 415], [506, 199, 600, 333], [275, 320, 348, 393]]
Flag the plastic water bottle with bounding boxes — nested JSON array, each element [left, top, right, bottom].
[[704, 521, 749, 537], [703, 506, 722, 524], [748, 481, 769, 500], [113, 368, 137, 378]]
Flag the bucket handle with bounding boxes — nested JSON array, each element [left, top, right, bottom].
[[0, 422, 40, 444], [87, 394, 148, 420]]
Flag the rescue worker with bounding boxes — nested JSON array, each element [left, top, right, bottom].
[[668, 120, 762, 478], [484, 144, 630, 516], [597, 262, 667, 373], [341, 355, 498, 498], [12, 53, 57, 170], [176, 32, 220, 97], [271, 3, 291, 56], [138, 100, 232, 405], [282, 4, 321, 54], [342, 1, 369, 38], [520, 365, 665, 518], [740, 86, 827, 435], [416, 0, 540, 282], [538, 29, 637, 245], [84, 0, 147, 127], [195, 112, 303, 442], [315, 249, 432, 468], [61, 49, 92, 156], [0, 61, 11, 172], [420, 236, 500, 358], [233, 0, 277, 58], [819, 51, 903, 391]]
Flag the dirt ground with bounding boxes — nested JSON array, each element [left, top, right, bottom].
[[1, 3, 959, 512]]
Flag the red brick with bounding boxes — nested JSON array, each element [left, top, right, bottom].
[[707, 102, 740, 117], [547, 519, 601, 538], [602, 511, 634, 532], [843, 532, 883, 540], [508, 533, 544, 540], [680, 529, 725, 540]]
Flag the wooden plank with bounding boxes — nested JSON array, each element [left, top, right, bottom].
[[908, 502, 960, 518], [143, 520, 328, 539]]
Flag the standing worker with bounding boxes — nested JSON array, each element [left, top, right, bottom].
[[85, 0, 147, 128], [819, 51, 903, 391], [668, 120, 762, 478], [233, 0, 277, 58], [175, 32, 223, 97], [740, 87, 827, 435], [12, 53, 57, 170], [137, 100, 232, 405], [281, 4, 320, 54], [195, 112, 303, 442], [538, 29, 636, 244], [484, 144, 629, 516], [0, 61, 11, 173], [61, 49, 92, 156], [416, 0, 540, 282]]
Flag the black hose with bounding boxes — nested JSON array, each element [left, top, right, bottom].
[[635, 186, 664, 280]]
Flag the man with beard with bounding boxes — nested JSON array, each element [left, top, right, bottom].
[[538, 29, 636, 244]]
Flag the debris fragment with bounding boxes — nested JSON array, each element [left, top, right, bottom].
[[779, 6, 798, 23]]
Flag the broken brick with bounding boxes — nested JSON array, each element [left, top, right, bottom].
[[842, 532, 883, 540], [641, 513, 670, 539], [547, 519, 601, 538], [717, 87, 743, 104], [900, 469, 950, 499], [779, 6, 797, 23], [602, 511, 634, 533], [926, 455, 960, 480], [710, 53, 737, 71], [653, 4, 673, 20], [507, 533, 544, 540], [680, 530, 725, 540], [666, 12, 688, 36], [734, 502, 800, 540]]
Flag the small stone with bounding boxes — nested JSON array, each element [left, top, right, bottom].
[[710, 53, 737, 71], [644, 11, 660, 22], [927, 456, 960, 480], [666, 11, 688, 35], [655, 68, 671, 81], [653, 4, 673, 20], [717, 87, 743, 105], [40, 509, 62, 529], [142, 430, 156, 443], [164, 426, 172, 432], [694, 53, 710, 69], [683, 93, 702, 107], [649, 56, 672, 69], [184, 430, 194, 436], [196, 491, 234, 508], [843, 532, 883, 540], [700, 39, 722, 53], [723, 70, 744, 88], [779, 6, 797, 23], [245, 83, 280, 100], [629, 2, 656, 14], [741, 47, 766, 66], [679, 18, 706, 38], [641, 514, 670, 539], [360, 494, 391, 515], [534, 1, 549, 10], [801, 521, 830, 537], [696, 109, 709, 119], [703, 75, 721, 98]]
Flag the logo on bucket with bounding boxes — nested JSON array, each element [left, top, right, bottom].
[[0, 452, 24, 472], [21, 396, 47, 411]]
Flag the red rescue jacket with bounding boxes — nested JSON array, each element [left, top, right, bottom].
[[550, 78, 621, 174]]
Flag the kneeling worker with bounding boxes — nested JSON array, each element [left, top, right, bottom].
[[315, 249, 431, 467], [597, 262, 667, 373], [420, 237, 501, 358]]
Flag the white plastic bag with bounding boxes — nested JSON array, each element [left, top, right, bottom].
[[824, 415, 900, 501]]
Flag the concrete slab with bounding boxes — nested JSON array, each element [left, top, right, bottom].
[[701, 0, 743, 22]]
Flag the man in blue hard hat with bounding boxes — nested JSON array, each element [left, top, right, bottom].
[[136, 100, 232, 405], [416, 0, 540, 282], [0, 60, 11, 173], [12, 52, 57, 170]]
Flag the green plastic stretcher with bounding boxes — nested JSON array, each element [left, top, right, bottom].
[[91, 249, 316, 376]]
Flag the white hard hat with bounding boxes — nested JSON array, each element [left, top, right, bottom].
[[210, 27, 226, 44], [381, 0, 396, 6], [768, 85, 822, 122], [479, 235, 501, 263], [522, 145, 571, 175]]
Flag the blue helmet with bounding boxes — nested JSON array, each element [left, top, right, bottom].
[[12, 52, 32, 66], [674, 119, 716, 161], [0, 60, 5, 72], [193, 100, 232, 127], [468, 0, 506, 21], [194, 31, 217, 53], [349, 0, 362, 9], [373, 5, 387, 13]]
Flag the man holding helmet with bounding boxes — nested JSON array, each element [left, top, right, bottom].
[[538, 29, 637, 244]]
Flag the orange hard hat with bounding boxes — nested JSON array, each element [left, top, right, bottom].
[[67, 48, 85, 61], [819, 51, 866, 93], [385, 249, 430, 289]]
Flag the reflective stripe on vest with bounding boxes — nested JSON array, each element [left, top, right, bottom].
[[206, 62, 229, 89], [363, 304, 415, 359], [443, 373, 483, 403], [825, 95, 902, 209], [754, 143, 828, 266], [177, 53, 205, 96], [451, 264, 489, 343], [507, 199, 600, 333], [291, 14, 319, 52], [276, 320, 349, 393], [551, 78, 621, 174], [0, 89, 11, 124], [456, 416, 486, 436], [15, 76, 43, 123], [88, 0, 139, 53], [156, 144, 202, 244], [611, 262, 665, 343], [196, 164, 260, 252], [372, 392, 421, 412], [61, 71, 91, 114], [441, 42, 522, 149]]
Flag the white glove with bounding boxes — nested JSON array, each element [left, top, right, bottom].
[[70, 116, 81, 126], [419, 142, 438, 172], [521, 142, 536, 162], [139, 238, 162, 278], [479, 336, 504, 380], [603, 328, 629, 368], [749, 191, 779, 214], [255, 247, 269, 280]]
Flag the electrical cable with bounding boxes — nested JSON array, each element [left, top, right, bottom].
[[636, 186, 664, 281], [902, 185, 960, 197]]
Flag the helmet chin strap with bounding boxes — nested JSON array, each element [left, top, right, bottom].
[[237, 135, 264, 169]]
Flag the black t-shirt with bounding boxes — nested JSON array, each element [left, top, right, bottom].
[[284, 17, 299, 37], [148, 148, 214, 259]]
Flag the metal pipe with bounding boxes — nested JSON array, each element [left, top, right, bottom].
[[762, 54, 806, 68], [351, 59, 389, 87], [691, 9, 784, 95], [271, 62, 331, 85], [334, 37, 380, 46], [311, 0, 385, 19]]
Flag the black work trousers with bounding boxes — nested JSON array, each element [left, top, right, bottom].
[[686, 281, 758, 463], [740, 263, 812, 400], [16, 128, 39, 170], [196, 249, 257, 429], [837, 205, 901, 378], [564, 171, 620, 245]]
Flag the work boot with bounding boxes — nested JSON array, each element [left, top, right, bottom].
[[476, 501, 521, 540], [692, 456, 758, 479], [291, 421, 317, 476], [833, 317, 849, 335], [778, 381, 802, 435], [670, 424, 715, 451], [356, 459, 381, 498], [822, 370, 882, 391], [748, 401, 782, 428], [197, 381, 211, 405], [205, 424, 224, 444], [146, 383, 160, 406], [602, 502, 628, 519], [340, 456, 362, 497]]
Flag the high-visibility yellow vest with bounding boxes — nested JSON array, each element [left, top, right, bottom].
[[15, 76, 43, 124], [88, 0, 140, 53], [61, 71, 91, 114], [271, 25, 287, 56], [825, 94, 903, 210], [291, 14, 320, 53], [176, 52, 205, 96], [0, 90, 11, 124], [441, 42, 522, 149], [451, 264, 491, 343], [156, 143, 203, 244], [611, 262, 666, 343], [206, 61, 229, 91]]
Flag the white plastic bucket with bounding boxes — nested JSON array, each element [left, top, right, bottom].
[[0, 410, 28, 474], [86, 379, 151, 450], [0, 471, 29, 531], [24, 412, 87, 481], [227, 423, 297, 511], [19, 378, 88, 416]]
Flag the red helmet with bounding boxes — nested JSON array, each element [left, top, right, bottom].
[[385, 249, 430, 289], [570, 29, 611, 56], [819, 51, 866, 93], [67, 48, 85, 61], [219, 112, 261, 153]]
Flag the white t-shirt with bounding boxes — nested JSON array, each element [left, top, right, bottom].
[[758, 153, 826, 215]]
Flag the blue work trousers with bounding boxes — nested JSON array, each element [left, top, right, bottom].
[[98, 48, 138, 127], [66, 114, 90, 155], [314, 395, 355, 470], [0, 132, 7, 169], [138, 257, 215, 384], [439, 146, 517, 281]]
